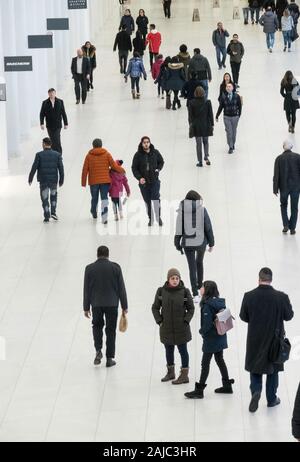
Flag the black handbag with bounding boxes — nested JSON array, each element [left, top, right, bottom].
[[291, 27, 299, 42], [268, 311, 291, 365]]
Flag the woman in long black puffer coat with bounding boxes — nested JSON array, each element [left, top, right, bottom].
[[188, 86, 214, 167], [280, 70, 299, 133], [136, 9, 149, 42], [164, 56, 186, 110], [152, 268, 194, 385]]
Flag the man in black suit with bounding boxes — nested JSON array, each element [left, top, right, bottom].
[[71, 49, 91, 104], [83, 246, 128, 367], [40, 88, 68, 153]]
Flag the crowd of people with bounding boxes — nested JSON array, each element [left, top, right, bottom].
[[25, 1, 300, 441]]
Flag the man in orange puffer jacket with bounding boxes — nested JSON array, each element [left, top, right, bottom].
[[81, 139, 125, 222]]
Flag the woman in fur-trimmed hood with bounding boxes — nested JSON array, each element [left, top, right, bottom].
[[164, 56, 186, 110]]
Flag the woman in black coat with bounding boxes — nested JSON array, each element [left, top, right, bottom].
[[174, 190, 215, 301], [185, 281, 234, 399], [82, 42, 97, 90], [119, 9, 135, 35], [152, 268, 194, 385], [164, 56, 186, 110], [136, 9, 149, 42], [188, 86, 214, 167], [132, 30, 145, 56], [280, 70, 299, 133], [292, 383, 300, 441]]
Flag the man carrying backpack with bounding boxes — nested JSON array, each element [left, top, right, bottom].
[[124, 52, 147, 99]]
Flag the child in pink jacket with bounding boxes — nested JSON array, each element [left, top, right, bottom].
[[109, 160, 131, 220], [152, 54, 164, 98]]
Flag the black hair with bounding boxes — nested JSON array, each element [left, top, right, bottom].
[[259, 267, 273, 282], [43, 137, 52, 146], [133, 51, 140, 58], [201, 281, 220, 304], [179, 44, 188, 53], [93, 139, 102, 148], [48, 88, 56, 93], [150, 24, 156, 29], [185, 190, 202, 201], [97, 246, 109, 258], [171, 56, 179, 64], [194, 48, 200, 54]]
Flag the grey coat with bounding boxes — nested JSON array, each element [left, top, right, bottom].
[[259, 11, 279, 33], [212, 29, 230, 48], [152, 281, 194, 345]]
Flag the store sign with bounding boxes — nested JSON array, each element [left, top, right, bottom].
[[4, 56, 33, 72], [28, 35, 53, 49], [47, 18, 69, 30], [68, 0, 87, 9], [0, 83, 6, 101]]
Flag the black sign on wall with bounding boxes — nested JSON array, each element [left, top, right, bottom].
[[68, 0, 87, 9], [0, 83, 6, 102], [47, 18, 69, 30], [4, 56, 33, 72], [28, 35, 53, 49]]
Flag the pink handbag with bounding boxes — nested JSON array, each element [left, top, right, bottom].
[[215, 308, 235, 336]]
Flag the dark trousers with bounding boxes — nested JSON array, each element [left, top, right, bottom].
[[150, 52, 158, 69], [40, 183, 57, 219], [250, 371, 279, 405], [280, 190, 300, 231], [199, 351, 229, 384], [88, 68, 95, 89], [163, 1, 171, 18], [230, 61, 241, 85], [119, 50, 129, 73], [74, 74, 88, 102], [285, 108, 296, 128], [139, 180, 161, 222], [184, 247, 206, 296], [92, 306, 118, 358], [171, 90, 180, 106], [131, 76, 140, 93], [250, 7, 260, 23], [215, 46, 227, 68], [90, 183, 110, 221], [195, 137, 209, 164], [111, 197, 122, 214], [165, 343, 189, 368], [47, 128, 62, 153]]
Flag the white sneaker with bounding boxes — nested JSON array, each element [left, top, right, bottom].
[[193, 295, 200, 304]]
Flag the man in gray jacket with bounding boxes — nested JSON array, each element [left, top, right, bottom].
[[188, 48, 212, 99], [226, 34, 245, 87], [259, 6, 279, 52], [212, 22, 230, 70], [84, 246, 128, 367]]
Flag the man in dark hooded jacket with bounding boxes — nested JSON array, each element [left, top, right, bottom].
[[188, 48, 212, 99]]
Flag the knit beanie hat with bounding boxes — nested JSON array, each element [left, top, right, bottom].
[[167, 268, 181, 280]]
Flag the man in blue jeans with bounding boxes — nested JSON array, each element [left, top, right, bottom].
[[212, 22, 230, 70], [273, 140, 300, 234], [240, 267, 294, 413]]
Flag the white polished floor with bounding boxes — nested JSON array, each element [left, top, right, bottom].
[[0, 0, 300, 442]]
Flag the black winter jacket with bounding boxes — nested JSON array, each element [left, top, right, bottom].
[[152, 281, 194, 345], [40, 98, 68, 130], [136, 15, 149, 35], [216, 91, 242, 118], [273, 150, 300, 193], [240, 285, 294, 374], [113, 31, 132, 52], [83, 258, 128, 311], [188, 54, 212, 81], [292, 383, 300, 440], [188, 97, 214, 137], [132, 144, 164, 184], [71, 57, 91, 77], [119, 15, 135, 35], [28, 148, 64, 185], [182, 78, 204, 101]]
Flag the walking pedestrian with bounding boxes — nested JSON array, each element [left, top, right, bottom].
[[188, 48, 212, 99], [292, 383, 300, 441], [109, 160, 130, 221], [82, 41, 97, 90], [28, 138, 64, 222], [154, 56, 171, 101], [216, 83, 242, 153], [240, 267, 294, 413], [124, 52, 147, 99], [119, 9, 135, 35], [152, 54, 164, 97], [273, 140, 300, 234], [212, 22, 230, 70], [40, 88, 68, 154], [146, 24, 162, 70], [185, 281, 234, 399], [163, 0, 172, 18], [259, 6, 279, 52], [188, 86, 214, 167], [152, 268, 194, 385], [280, 71, 299, 132], [249, 0, 262, 24], [181, 73, 203, 106], [288, 0, 300, 32], [164, 56, 186, 110], [71, 49, 91, 104], [242, 0, 250, 24], [281, 9, 294, 51], [113, 25, 132, 74], [226, 34, 244, 86], [81, 139, 125, 222], [177, 44, 191, 80], [174, 190, 215, 303], [133, 30, 146, 57], [83, 246, 128, 368], [276, 0, 289, 29], [136, 9, 149, 42], [132, 136, 164, 226]]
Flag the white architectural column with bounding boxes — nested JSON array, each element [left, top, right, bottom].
[[46, 0, 58, 91]]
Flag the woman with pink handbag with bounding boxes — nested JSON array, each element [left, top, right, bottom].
[[185, 281, 234, 399]]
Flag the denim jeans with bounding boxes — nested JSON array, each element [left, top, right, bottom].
[[40, 183, 57, 219], [266, 32, 275, 49], [280, 190, 300, 231], [250, 372, 279, 405], [282, 30, 292, 49], [139, 179, 161, 222], [250, 7, 260, 23], [131, 76, 140, 93], [90, 183, 110, 221], [200, 351, 229, 384], [184, 247, 206, 296], [118, 50, 128, 73], [242, 7, 250, 22], [215, 46, 227, 68], [165, 343, 189, 368]]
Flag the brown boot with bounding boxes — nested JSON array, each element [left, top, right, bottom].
[[172, 367, 189, 385], [161, 365, 175, 382]]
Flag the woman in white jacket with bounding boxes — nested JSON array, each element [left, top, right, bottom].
[[281, 8, 294, 51]]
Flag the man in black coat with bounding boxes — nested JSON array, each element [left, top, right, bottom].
[[273, 140, 300, 234], [83, 246, 128, 367], [40, 88, 68, 153], [71, 49, 91, 104], [132, 136, 164, 226], [28, 138, 64, 222], [240, 267, 294, 413], [113, 25, 132, 74], [292, 383, 300, 441]]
